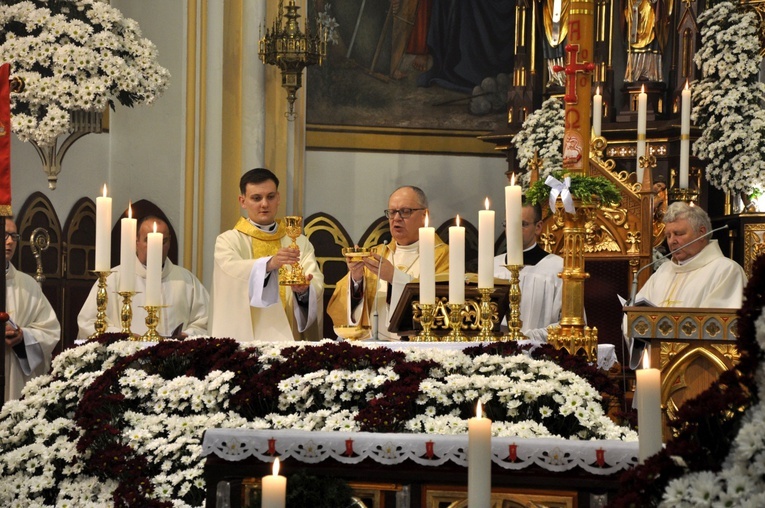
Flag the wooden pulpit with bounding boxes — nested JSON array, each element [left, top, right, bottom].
[[624, 307, 739, 441]]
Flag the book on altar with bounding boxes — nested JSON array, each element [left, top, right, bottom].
[[618, 294, 656, 308]]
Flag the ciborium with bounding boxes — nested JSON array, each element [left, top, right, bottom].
[[279, 216, 308, 285]]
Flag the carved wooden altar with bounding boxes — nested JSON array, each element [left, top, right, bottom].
[[624, 307, 739, 441]]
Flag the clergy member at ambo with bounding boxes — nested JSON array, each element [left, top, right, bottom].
[[77, 216, 210, 339], [210, 168, 324, 342], [627, 202, 746, 364], [328, 186, 449, 340], [4, 217, 60, 401], [493, 201, 563, 342]]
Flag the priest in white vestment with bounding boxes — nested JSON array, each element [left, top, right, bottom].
[[328, 186, 449, 340], [210, 168, 323, 342], [494, 202, 563, 342], [626, 202, 746, 366], [4, 218, 60, 401], [77, 217, 210, 339]]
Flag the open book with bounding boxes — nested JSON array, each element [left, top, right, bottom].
[[618, 294, 657, 308]]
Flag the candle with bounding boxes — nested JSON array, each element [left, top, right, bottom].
[[468, 401, 492, 507], [636, 85, 647, 184], [145, 222, 163, 306], [419, 213, 436, 305], [636, 351, 662, 463], [679, 82, 691, 189], [478, 198, 495, 289], [95, 184, 112, 271], [261, 458, 287, 508], [449, 215, 465, 305], [119, 203, 137, 292], [593, 86, 602, 137], [505, 175, 523, 266]]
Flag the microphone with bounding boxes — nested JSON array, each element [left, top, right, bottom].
[[371, 240, 389, 340], [628, 224, 729, 305]]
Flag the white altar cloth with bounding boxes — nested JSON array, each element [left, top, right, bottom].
[[201, 428, 638, 476], [354, 341, 619, 371]]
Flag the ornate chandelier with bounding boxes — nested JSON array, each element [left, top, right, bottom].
[[259, 0, 327, 118]]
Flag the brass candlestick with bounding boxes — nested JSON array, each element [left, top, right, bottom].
[[118, 291, 137, 336], [139, 305, 164, 342], [503, 265, 525, 341], [476, 288, 499, 342], [446, 303, 467, 342], [279, 216, 308, 286], [412, 302, 437, 342], [89, 270, 112, 340]]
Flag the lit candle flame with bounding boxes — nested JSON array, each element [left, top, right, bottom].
[[596, 85, 601, 95], [153, 221, 157, 234], [641, 350, 650, 369], [425, 213, 429, 228], [456, 215, 460, 227], [102, 184, 108, 198], [641, 84, 646, 94], [510, 173, 516, 186], [684, 80, 689, 91], [476, 400, 483, 419], [484, 197, 490, 210], [272, 457, 280, 476], [128, 202, 132, 219]]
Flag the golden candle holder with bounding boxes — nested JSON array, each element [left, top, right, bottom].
[[476, 287, 500, 342], [138, 305, 165, 342], [445, 303, 468, 342], [279, 216, 308, 286], [118, 291, 137, 336], [89, 270, 112, 340], [411, 302, 438, 342], [502, 265, 525, 341]]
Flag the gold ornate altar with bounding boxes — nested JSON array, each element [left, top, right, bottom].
[[624, 306, 739, 441]]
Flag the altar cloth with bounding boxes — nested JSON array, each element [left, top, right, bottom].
[[201, 428, 638, 476]]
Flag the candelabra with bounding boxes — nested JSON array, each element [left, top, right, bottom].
[[445, 303, 467, 342], [89, 271, 111, 339], [118, 291, 136, 336], [502, 265, 525, 341], [259, 0, 327, 118], [140, 306, 164, 342], [412, 302, 437, 342], [475, 288, 499, 341]]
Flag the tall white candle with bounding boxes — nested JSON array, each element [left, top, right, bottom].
[[593, 86, 603, 137], [636, 85, 647, 184], [679, 82, 691, 189], [449, 216, 465, 305], [145, 222, 163, 306], [119, 203, 137, 292], [261, 458, 287, 508], [419, 214, 436, 305], [95, 184, 112, 272], [468, 401, 492, 508], [505, 176, 523, 266], [478, 198, 495, 289], [636, 351, 663, 463]]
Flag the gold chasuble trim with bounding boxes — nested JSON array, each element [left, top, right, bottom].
[[234, 217, 289, 311]]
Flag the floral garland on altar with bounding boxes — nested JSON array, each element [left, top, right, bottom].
[[0, 0, 170, 147], [0, 338, 634, 507], [692, 1, 765, 196]]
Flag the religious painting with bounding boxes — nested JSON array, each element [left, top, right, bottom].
[[306, 0, 516, 155]]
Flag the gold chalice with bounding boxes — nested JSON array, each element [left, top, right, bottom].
[[279, 216, 308, 286], [342, 246, 371, 261], [334, 325, 372, 341]]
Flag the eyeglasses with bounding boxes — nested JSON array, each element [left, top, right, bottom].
[[5, 232, 20, 242], [384, 208, 425, 219]]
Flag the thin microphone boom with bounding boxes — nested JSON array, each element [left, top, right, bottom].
[[628, 224, 729, 305]]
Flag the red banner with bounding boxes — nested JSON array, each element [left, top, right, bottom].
[[0, 62, 11, 216]]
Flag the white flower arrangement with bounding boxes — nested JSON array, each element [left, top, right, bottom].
[[692, 1, 765, 196], [0, 338, 635, 507], [512, 96, 565, 189], [0, 0, 170, 147]]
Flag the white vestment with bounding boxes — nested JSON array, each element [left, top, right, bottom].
[[210, 228, 324, 342], [77, 257, 210, 339], [4, 264, 61, 401], [494, 249, 563, 342], [625, 240, 746, 366]]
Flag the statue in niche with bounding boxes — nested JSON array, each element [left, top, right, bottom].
[[622, 0, 672, 82], [538, 0, 569, 87]]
